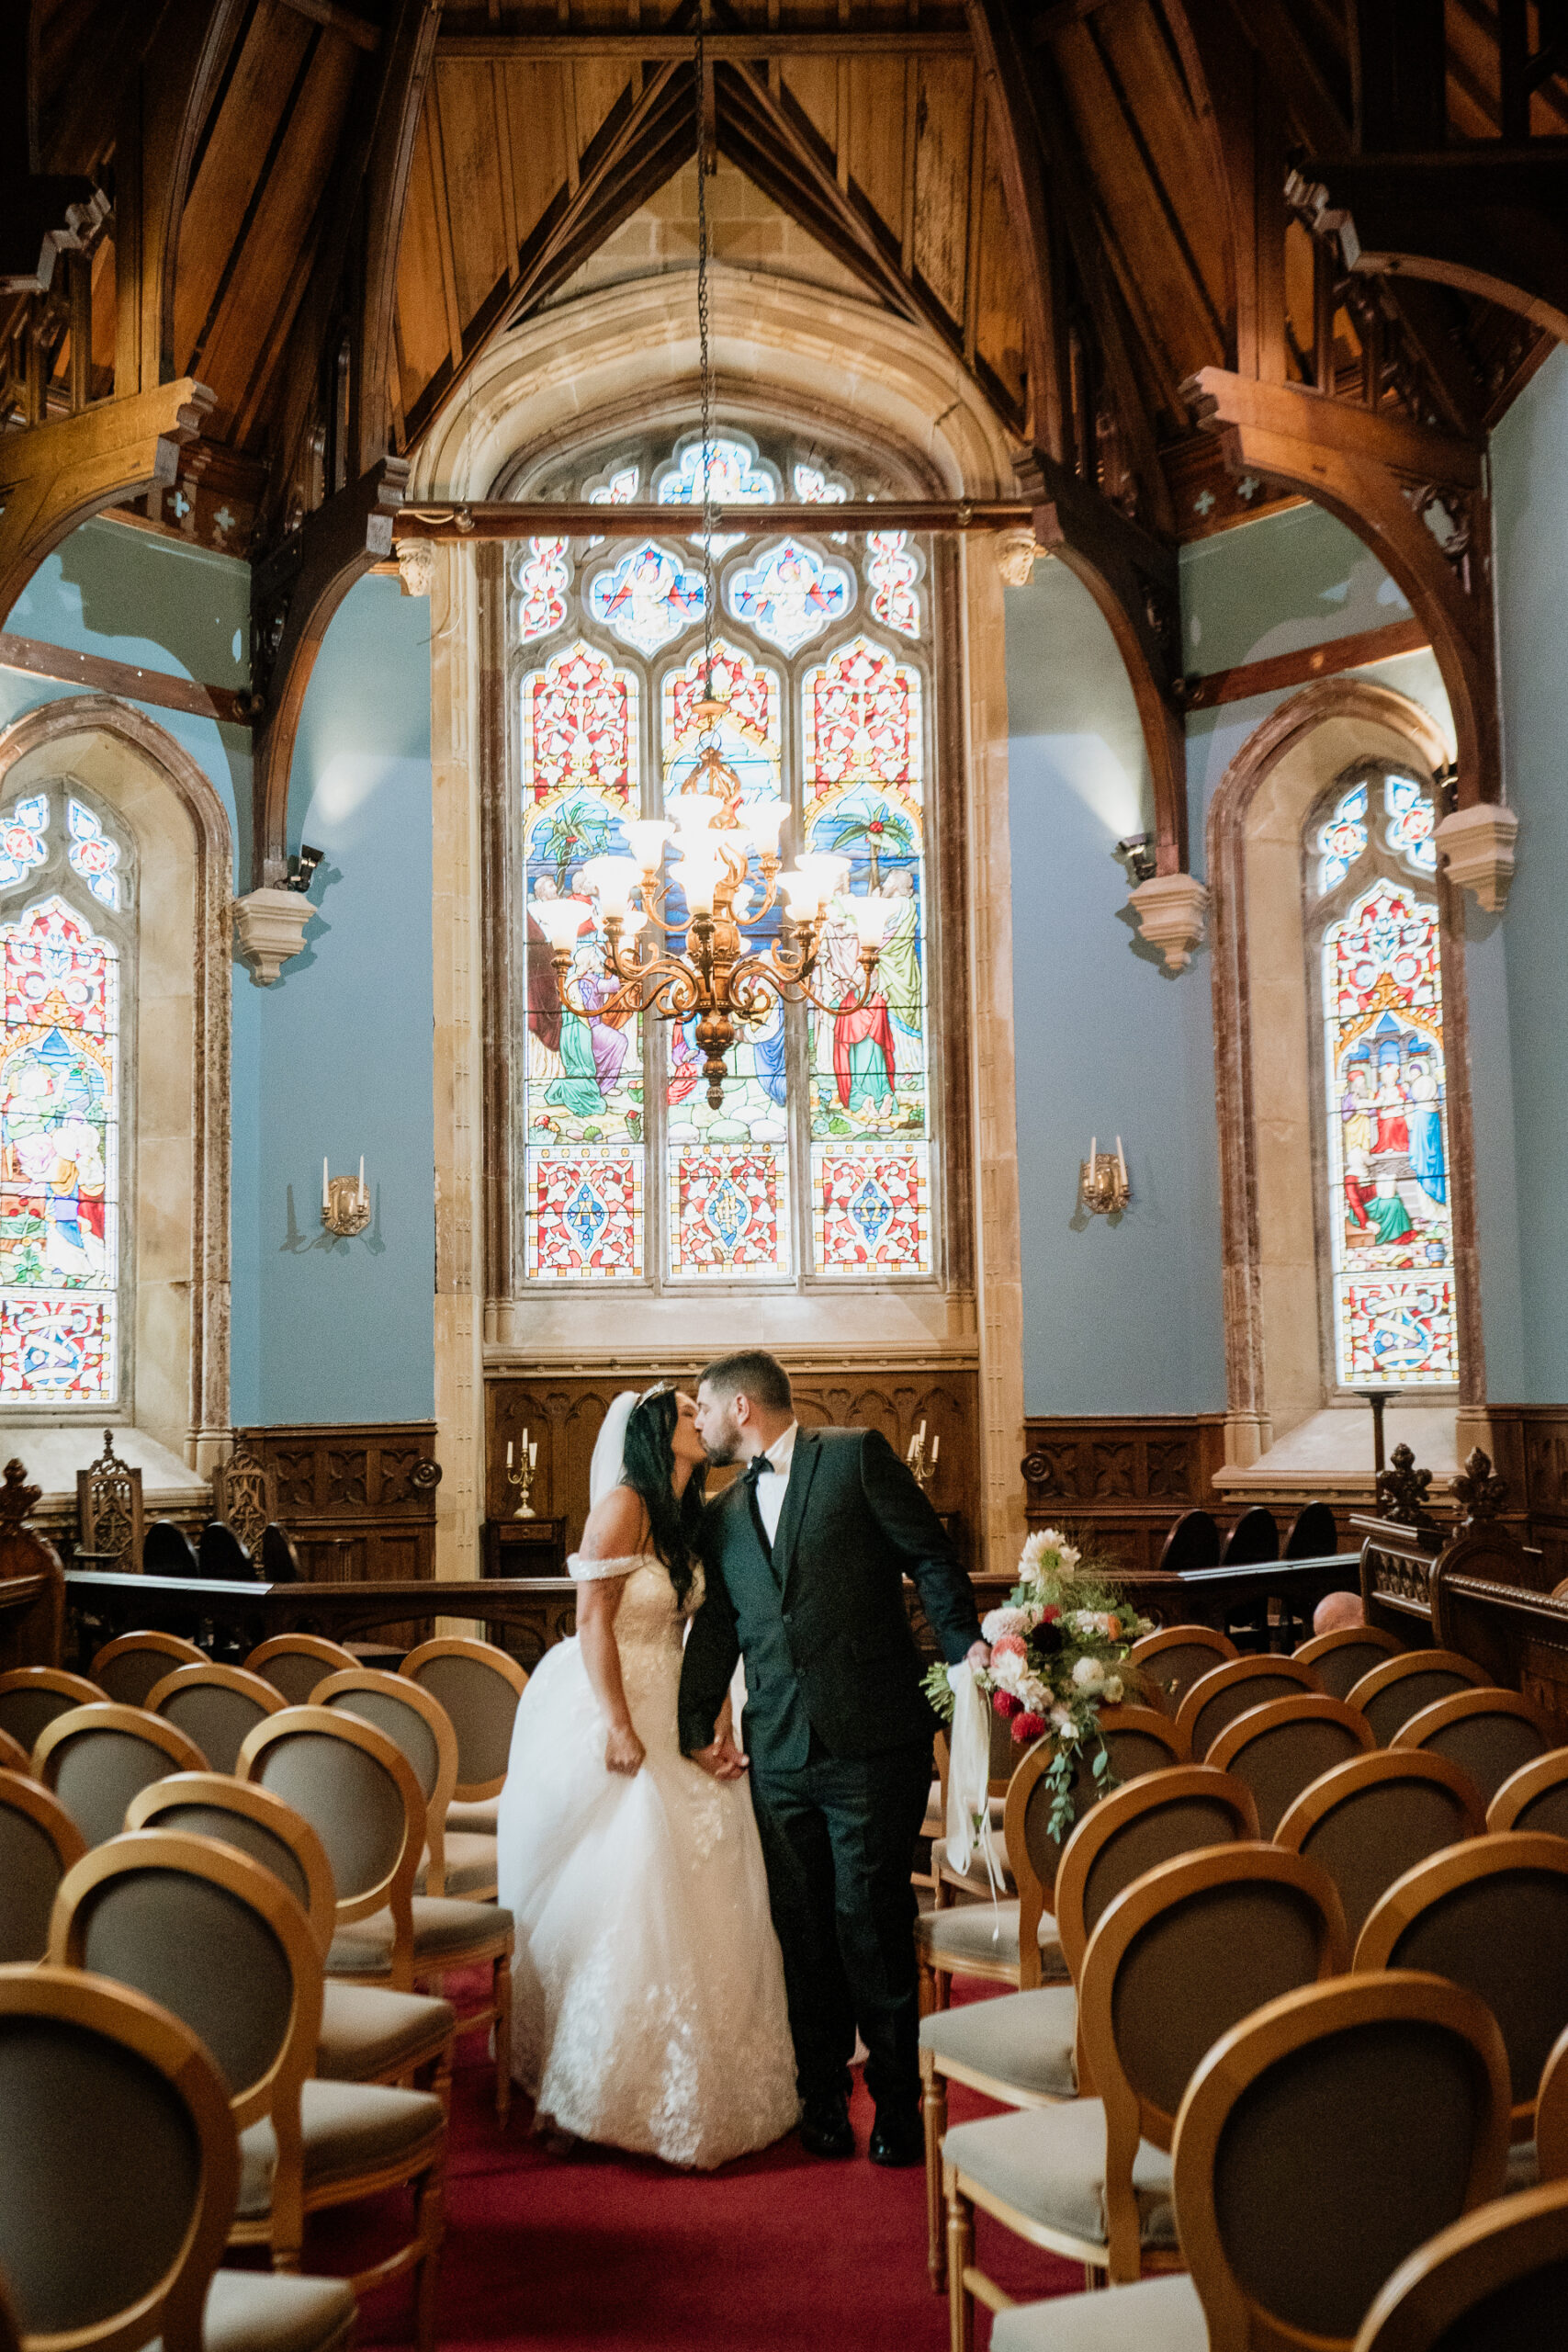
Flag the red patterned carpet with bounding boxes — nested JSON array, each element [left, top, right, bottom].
[[315, 1992, 1081, 2352]]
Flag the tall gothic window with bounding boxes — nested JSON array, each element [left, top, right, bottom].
[[0, 781, 132, 1405], [513, 427, 936, 1290], [1306, 761, 1457, 1389]]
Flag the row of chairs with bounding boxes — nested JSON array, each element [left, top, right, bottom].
[[922, 1757, 1568, 2348]]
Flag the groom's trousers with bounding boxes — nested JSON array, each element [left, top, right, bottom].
[[748, 1735, 932, 2115]]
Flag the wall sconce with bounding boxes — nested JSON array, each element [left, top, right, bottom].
[[1080, 1136, 1131, 1216], [322, 1156, 371, 1238], [285, 844, 324, 894], [1116, 832, 1158, 886]]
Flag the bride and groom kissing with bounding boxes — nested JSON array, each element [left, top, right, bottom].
[[495, 1349, 990, 2173]]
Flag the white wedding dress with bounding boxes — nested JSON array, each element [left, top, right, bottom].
[[496, 1549, 802, 2169]]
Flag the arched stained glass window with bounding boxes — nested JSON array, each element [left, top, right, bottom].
[[1309, 761, 1456, 1389], [512, 424, 938, 1292], [0, 781, 132, 1405]]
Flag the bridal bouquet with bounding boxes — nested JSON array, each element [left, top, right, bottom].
[[925, 1528, 1154, 1839]]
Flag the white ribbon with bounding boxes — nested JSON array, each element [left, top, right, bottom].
[[944, 1662, 1008, 1939]]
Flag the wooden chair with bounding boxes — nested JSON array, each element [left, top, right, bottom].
[[75, 1430, 144, 1573], [1219, 1505, 1278, 1566], [1129, 1625, 1238, 1714], [990, 1974, 1512, 2352], [1207, 1694, 1376, 1838], [145, 1663, 287, 1774], [238, 1705, 514, 2122], [0, 1769, 85, 1962], [1355, 2177, 1568, 2352], [50, 1830, 445, 2350], [399, 1635, 526, 1838], [1284, 1499, 1340, 1557], [89, 1631, 206, 1707], [244, 1634, 359, 1706], [1347, 1649, 1493, 1746], [1356, 1832, 1568, 2154], [919, 1764, 1258, 2292], [1174, 1654, 1323, 1760], [1294, 1622, 1403, 1701], [1156, 1510, 1221, 1576], [1276, 1748, 1487, 1948], [125, 1770, 457, 2101], [143, 1520, 201, 1576], [1392, 1688, 1560, 1808], [210, 1441, 277, 1558], [942, 1843, 1349, 2344], [0, 1666, 103, 1752], [1488, 1747, 1568, 1838], [32, 1703, 207, 1847], [1536, 2020, 1568, 2185], [312, 1666, 493, 1897], [0, 1726, 31, 1777], [916, 1706, 1185, 2012]]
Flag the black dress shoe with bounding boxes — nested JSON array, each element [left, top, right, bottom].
[[799, 2095, 855, 2158], [868, 2107, 923, 2167]]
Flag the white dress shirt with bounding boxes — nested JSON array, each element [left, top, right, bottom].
[[752, 1419, 798, 1546]]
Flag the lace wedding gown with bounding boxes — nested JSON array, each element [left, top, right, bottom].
[[496, 1553, 802, 2169]]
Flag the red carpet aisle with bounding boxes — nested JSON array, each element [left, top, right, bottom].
[[318, 2002, 1080, 2351]]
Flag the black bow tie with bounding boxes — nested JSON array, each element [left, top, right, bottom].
[[743, 1456, 775, 1487]]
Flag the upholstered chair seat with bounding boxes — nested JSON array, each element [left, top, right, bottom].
[[944, 2098, 1178, 2250], [236, 2077, 446, 2215], [918, 1897, 1066, 1981], [193, 2268, 356, 2352], [446, 1794, 500, 1835], [992, 2275, 1205, 2352], [326, 1894, 516, 1973], [413, 1827, 498, 1897], [920, 1984, 1080, 2101], [316, 1983, 457, 2081]]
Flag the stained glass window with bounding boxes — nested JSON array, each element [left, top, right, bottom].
[[1316, 780, 1368, 893], [510, 427, 940, 1292], [1384, 775, 1438, 873], [1, 893, 120, 1401], [0, 797, 48, 888], [514, 538, 570, 644]]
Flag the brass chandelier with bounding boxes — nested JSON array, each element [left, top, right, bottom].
[[529, 24, 889, 1113]]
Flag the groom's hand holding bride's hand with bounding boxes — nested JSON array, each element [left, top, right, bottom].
[[691, 1728, 750, 1781]]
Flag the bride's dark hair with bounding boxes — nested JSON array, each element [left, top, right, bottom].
[[621, 1387, 705, 1605]]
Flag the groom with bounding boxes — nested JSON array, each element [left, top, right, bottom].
[[680, 1349, 988, 2165]]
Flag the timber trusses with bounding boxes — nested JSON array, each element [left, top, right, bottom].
[[6, 0, 1568, 880]]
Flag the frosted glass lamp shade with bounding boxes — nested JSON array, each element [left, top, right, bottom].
[[798, 852, 851, 895], [581, 856, 640, 918], [848, 892, 893, 947], [625, 820, 673, 870], [742, 796, 790, 854], [670, 791, 724, 836], [674, 854, 722, 915], [778, 868, 825, 919], [531, 898, 589, 951]]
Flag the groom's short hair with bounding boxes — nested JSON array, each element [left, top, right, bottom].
[[701, 1349, 793, 1413]]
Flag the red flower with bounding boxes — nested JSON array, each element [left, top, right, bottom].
[[1038, 1605, 1061, 1623], [991, 1690, 1022, 1721], [1011, 1711, 1047, 1745]]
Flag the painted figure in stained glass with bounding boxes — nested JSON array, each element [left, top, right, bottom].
[[727, 539, 852, 656], [588, 541, 705, 655]]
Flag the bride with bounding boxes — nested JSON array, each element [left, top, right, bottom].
[[495, 1383, 801, 2168]]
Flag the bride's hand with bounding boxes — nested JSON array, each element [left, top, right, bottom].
[[605, 1720, 646, 1777]]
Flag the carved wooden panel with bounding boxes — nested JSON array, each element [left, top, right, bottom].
[[485, 1367, 980, 1564], [1021, 1416, 1229, 1574], [234, 1423, 443, 1588]]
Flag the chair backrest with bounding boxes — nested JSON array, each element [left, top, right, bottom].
[[1276, 1748, 1487, 1949], [1220, 1505, 1279, 1566], [1003, 1703, 1187, 1963], [1128, 1625, 1238, 1713], [76, 1433, 144, 1575], [1538, 2021, 1568, 2186], [1077, 1842, 1349, 2280], [1207, 1694, 1378, 1838], [89, 1633, 207, 1708], [1156, 1509, 1222, 1575], [142, 1521, 200, 1577], [0, 1667, 104, 1753], [1488, 1746, 1568, 1838], [51, 1830, 321, 2141], [400, 1637, 527, 1797], [1392, 1690, 1559, 1807], [209, 1442, 276, 1557], [244, 1634, 359, 1705], [1294, 1623, 1403, 1701], [124, 1771, 337, 1959], [0, 1770, 86, 1962], [236, 1706, 423, 1984], [261, 1523, 303, 1583], [1284, 1500, 1340, 1558], [197, 1521, 257, 1584], [312, 1668, 459, 1892], [1052, 1763, 1260, 1986], [1173, 1973, 1510, 2352], [0, 1962, 237, 2352], [145, 1663, 286, 1775], [1356, 1832, 1568, 2135], [0, 1728, 30, 1778], [1176, 1655, 1323, 1760], [1348, 1649, 1493, 1747], [1354, 2177, 1568, 2352], [33, 1706, 208, 1848]]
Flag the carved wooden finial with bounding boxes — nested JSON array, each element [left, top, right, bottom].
[[0, 1460, 40, 1531], [1375, 1442, 1439, 1532], [1452, 1445, 1508, 1526]]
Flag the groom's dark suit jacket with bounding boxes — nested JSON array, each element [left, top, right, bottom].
[[678, 1425, 982, 1770]]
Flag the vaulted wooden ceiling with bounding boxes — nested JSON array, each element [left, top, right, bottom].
[[7, 0, 1562, 563]]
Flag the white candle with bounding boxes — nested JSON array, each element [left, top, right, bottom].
[[1116, 1136, 1128, 1190], [322, 1156, 329, 1209], [506, 1441, 513, 1467], [931, 1432, 940, 1464], [358, 1154, 366, 1202], [918, 1419, 927, 1446], [529, 1440, 537, 1467]]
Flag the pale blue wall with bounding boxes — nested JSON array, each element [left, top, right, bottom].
[[1006, 562, 1226, 1415], [1490, 345, 1568, 1401], [229, 576, 434, 1426]]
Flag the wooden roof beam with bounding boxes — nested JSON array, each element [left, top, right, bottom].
[[437, 28, 972, 54]]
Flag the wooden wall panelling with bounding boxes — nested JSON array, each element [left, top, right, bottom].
[[1021, 1414, 1230, 1573], [485, 1367, 981, 1564], [1476, 1407, 1568, 1592], [235, 1421, 443, 1588]]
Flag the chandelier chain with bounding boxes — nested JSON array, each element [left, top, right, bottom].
[[694, 19, 715, 701]]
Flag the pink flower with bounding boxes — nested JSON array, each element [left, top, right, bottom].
[[992, 1690, 1022, 1721], [991, 1634, 1027, 1661], [1011, 1710, 1047, 1745]]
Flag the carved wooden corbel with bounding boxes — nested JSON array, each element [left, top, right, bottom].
[[0, 379, 214, 623], [1186, 369, 1498, 808], [248, 456, 411, 886]]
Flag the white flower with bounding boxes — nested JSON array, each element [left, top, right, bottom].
[[1070, 1611, 1101, 1638], [982, 1604, 1032, 1642], [1102, 1675, 1124, 1704], [1072, 1656, 1106, 1692]]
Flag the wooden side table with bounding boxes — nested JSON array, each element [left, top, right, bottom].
[[483, 1517, 569, 1658]]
